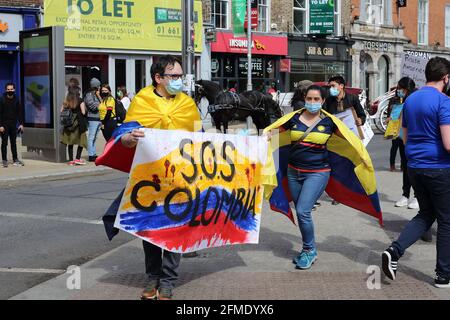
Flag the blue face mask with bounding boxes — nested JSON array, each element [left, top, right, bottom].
[[330, 87, 340, 97], [166, 79, 183, 95], [305, 102, 322, 113], [397, 90, 405, 98]]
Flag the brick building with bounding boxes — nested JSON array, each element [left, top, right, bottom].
[[0, 0, 41, 91], [350, 0, 450, 100]]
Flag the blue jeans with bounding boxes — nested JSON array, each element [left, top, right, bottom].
[[87, 120, 101, 157], [392, 168, 450, 278], [287, 167, 330, 251]]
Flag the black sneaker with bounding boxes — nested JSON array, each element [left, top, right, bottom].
[[382, 247, 399, 280], [332, 200, 340, 205], [434, 275, 450, 288], [88, 156, 97, 162]]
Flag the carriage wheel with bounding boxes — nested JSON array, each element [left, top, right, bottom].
[[375, 105, 389, 133]]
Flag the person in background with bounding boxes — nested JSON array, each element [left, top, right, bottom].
[[98, 84, 119, 141], [117, 85, 131, 111], [291, 80, 313, 111], [0, 83, 24, 167], [68, 78, 81, 98], [381, 57, 450, 288], [60, 92, 87, 165], [388, 95, 402, 172], [324, 75, 366, 205], [84, 78, 102, 162], [389, 77, 419, 211]]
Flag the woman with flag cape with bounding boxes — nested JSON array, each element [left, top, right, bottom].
[[262, 85, 382, 270]]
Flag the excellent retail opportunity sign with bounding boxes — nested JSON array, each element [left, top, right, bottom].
[[43, 0, 203, 52]]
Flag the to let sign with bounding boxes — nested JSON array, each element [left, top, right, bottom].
[[309, 0, 335, 35]]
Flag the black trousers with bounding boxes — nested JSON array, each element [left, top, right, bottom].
[[390, 138, 402, 167], [1, 122, 18, 161], [101, 119, 118, 142], [398, 140, 414, 198]]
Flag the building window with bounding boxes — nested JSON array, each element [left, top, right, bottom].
[[446, 6, 450, 47], [257, 0, 269, 32], [377, 55, 389, 97], [334, 0, 340, 36], [293, 0, 307, 34], [213, 0, 229, 29], [418, 0, 428, 45], [366, 0, 384, 25]]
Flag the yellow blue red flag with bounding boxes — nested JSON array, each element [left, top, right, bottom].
[[262, 109, 383, 226]]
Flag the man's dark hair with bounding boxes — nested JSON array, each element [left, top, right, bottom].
[[328, 76, 346, 87], [151, 55, 182, 86], [425, 57, 450, 82], [5, 82, 15, 90]]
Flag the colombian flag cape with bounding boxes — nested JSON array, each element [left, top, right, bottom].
[[95, 85, 202, 172], [262, 109, 383, 226]]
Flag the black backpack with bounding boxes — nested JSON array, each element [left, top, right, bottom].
[[60, 108, 78, 131], [114, 99, 126, 123]]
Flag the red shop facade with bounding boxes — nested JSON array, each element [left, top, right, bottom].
[[210, 31, 288, 93]]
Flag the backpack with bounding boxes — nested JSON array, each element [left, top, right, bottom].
[[60, 108, 78, 131], [114, 99, 126, 123]]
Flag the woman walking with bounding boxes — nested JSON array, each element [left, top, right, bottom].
[[60, 92, 87, 165]]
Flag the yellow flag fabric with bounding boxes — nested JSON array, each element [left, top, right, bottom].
[[125, 85, 201, 131]]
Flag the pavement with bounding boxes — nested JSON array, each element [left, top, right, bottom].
[[3, 132, 450, 301], [0, 136, 111, 185]]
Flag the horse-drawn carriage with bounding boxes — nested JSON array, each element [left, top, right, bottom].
[[194, 80, 283, 134]]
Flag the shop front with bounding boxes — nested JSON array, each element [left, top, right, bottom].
[[210, 31, 288, 92], [287, 36, 354, 91], [43, 0, 203, 97], [0, 7, 40, 93]]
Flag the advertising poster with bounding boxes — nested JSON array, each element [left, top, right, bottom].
[[44, 0, 203, 52], [22, 36, 52, 128]]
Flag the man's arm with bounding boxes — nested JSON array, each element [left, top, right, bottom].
[[441, 125, 450, 153], [403, 127, 408, 145], [352, 94, 366, 125]]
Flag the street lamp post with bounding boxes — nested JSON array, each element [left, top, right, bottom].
[[246, 0, 253, 130], [182, 0, 195, 97]]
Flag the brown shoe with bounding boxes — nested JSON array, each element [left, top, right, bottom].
[[140, 281, 158, 300], [157, 288, 173, 300]]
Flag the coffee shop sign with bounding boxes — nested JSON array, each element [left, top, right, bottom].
[[364, 41, 392, 52]]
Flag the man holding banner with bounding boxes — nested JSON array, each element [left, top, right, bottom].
[[96, 55, 201, 300]]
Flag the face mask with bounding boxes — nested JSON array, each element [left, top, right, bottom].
[[305, 102, 322, 113], [397, 90, 405, 98], [100, 92, 109, 98], [6, 91, 14, 97], [166, 78, 183, 95], [117, 91, 123, 98], [330, 87, 340, 97]]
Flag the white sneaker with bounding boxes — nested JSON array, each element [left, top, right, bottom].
[[407, 197, 419, 209], [395, 196, 408, 207]]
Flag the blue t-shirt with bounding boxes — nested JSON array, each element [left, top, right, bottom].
[[402, 86, 450, 168]]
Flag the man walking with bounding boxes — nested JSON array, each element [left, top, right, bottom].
[[84, 78, 102, 162], [97, 55, 201, 300], [382, 57, 450, 288], [0, 83, 24, 167]]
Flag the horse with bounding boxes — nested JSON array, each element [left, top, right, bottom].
[[194, 80, 283, 134]]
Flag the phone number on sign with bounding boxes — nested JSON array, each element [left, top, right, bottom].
[[156, 26, 180, 36]]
